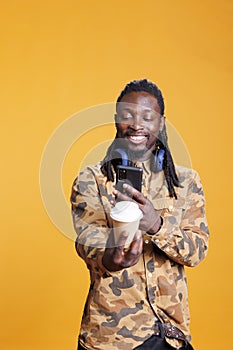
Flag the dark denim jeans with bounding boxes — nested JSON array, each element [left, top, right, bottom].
[[78, 335, 194, 350], [133, 335, 194, 349]]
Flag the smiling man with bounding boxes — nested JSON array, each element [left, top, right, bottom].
[[71, 79, 209, 350]]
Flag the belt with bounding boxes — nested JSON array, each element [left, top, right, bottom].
[[154, 322, 187, 344]]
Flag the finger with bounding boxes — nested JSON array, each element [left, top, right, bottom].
[[121, 231, 142, 258], [122, 184, 146, 204], [115, 232, 142, 267], [114, 231, 130, 249], [113, 189, 133, 202], [110, 197, 118, 207], [128, 230, 142, 254]]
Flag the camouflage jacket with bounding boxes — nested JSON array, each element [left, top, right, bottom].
[[71, 159, 209, 350]]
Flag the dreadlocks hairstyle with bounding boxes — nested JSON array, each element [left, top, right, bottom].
[[101, 78, 181, 199]]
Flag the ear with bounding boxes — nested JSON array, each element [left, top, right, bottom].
[[159, 116, 165, 132]]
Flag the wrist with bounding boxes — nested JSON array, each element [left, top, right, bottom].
[[147, 216, 163, 235]]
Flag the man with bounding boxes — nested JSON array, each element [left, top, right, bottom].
[[71, 79, 209, 350]]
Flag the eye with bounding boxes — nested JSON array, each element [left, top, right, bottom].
[[143, 111, 160, 121], [142, 113, 154, 121], [120, 112, 133, 121], [143, 115, 153, 121]]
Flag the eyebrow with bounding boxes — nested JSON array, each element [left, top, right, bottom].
[[121, 107, 154, 113]]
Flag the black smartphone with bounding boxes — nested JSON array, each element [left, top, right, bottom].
[[116, 165, 143, 192]]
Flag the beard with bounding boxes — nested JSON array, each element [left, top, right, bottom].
[[113, 137, 155, 163], [127, 148, 151, 162]]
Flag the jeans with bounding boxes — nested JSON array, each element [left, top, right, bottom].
[[78, 335, 194, 350], [133, 335, 194, 349]]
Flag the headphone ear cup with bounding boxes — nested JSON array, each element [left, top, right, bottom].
[[156, 149, 165, 172], [113, 148, 129, 166]]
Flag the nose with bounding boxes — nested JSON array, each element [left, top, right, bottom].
[[129, 115, 143, 130]]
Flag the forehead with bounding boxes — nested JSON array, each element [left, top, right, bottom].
[[117, 91, 161, 114]]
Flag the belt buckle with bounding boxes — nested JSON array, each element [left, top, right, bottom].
[[155, 322, 187, 344]]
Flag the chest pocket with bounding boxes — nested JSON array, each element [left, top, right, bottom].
[[151, 197, 187, 228]]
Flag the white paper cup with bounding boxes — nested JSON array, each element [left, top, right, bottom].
[[110, 201, 143, 246]]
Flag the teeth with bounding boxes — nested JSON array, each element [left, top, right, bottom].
[[130, 136, 145, 141]]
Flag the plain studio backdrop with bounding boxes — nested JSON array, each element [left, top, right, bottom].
[[1, 1, 232, 349]]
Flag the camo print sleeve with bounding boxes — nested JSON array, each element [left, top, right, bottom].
[[151, 169, 209, 267], [71, 164, 113, 276]]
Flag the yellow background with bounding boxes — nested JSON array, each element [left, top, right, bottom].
[[1, 1, 232, 349]]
